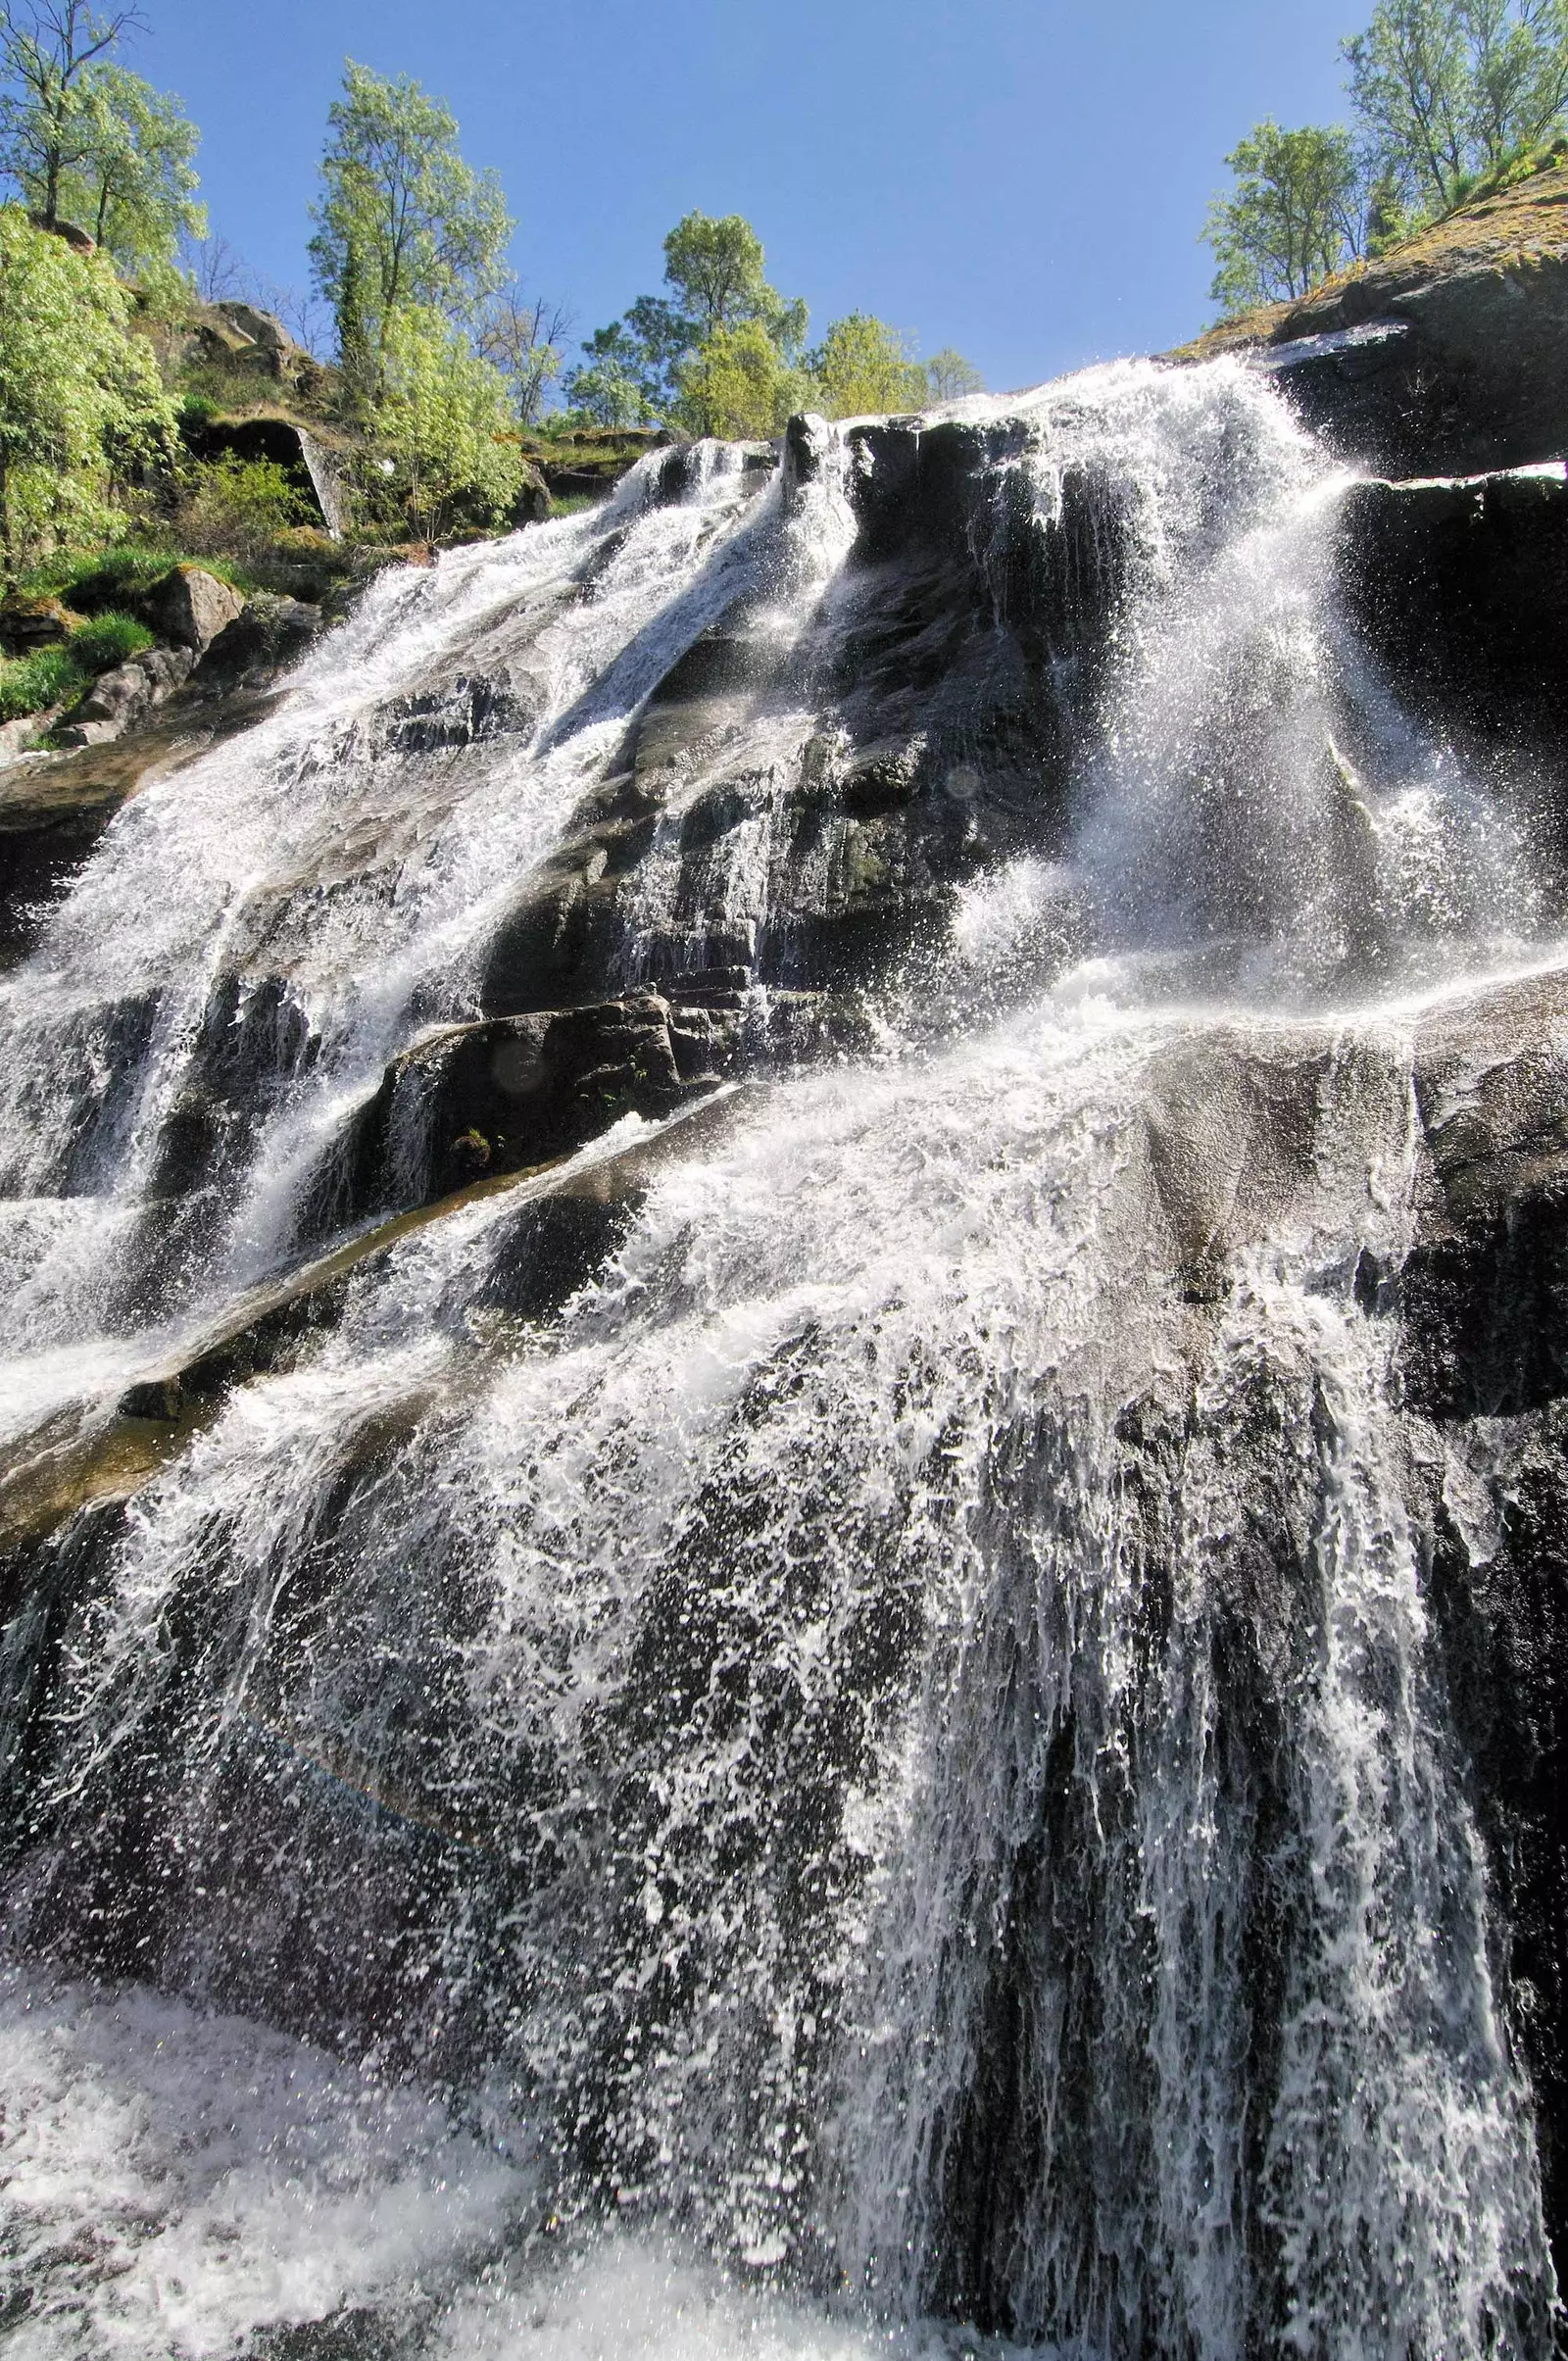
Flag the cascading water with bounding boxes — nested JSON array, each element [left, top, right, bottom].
[[1, 358, 1563, 2359]]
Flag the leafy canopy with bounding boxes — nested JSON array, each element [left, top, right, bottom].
[[1346, 0, 1568, 211], [373, 301, 527, 540], [1204, 1, 1568, 320], [568, 209, 808, 427], [675, 320, 810, 439], [309, 60, 512, 398], [0, 0, 202, 277], [808, 314, 928, 419], [0, 201, 173, 573], [1203, 122, 1363, 309]]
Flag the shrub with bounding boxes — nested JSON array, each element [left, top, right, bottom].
[[70, 611, 155, 672], [0, 643, 81, 720], [172, 454, 316, 562]]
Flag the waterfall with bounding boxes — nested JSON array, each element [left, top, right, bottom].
[[1, 360, 1563, 2358]]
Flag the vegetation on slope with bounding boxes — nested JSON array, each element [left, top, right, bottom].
[[1203, 0, 1568, 317]]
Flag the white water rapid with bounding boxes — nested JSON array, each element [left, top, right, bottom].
[[1, 361, 1562, 2358]]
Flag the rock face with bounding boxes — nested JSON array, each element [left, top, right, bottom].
[[56, 645, 196, 745], [138, 564, 247, 653], [1182, 163, 1568, 472], [1335, 461, 1568, 791]]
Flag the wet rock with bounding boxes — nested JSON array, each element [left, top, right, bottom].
[[782, 412, 832, 508], [1335, 463, 1568, 788], [137, 564, 247, 653]]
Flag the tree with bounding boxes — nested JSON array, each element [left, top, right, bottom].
[[925, 348, 984, 402], [477, 284, 573, 423], [1346, 0, 1568, 213], [0, 0, 143, 231], [1202, 121, 1363, 312], [675, 320, 806, 438], [68, 62, 203, 273], [662, 209, 807, 351], [0, 201, 172, 574], [808, 314, 928, 418], [563, 321, 650, 426], [576, 209, 808, 428], [309, 61, 512, 401], [374, 302, 526, 538]]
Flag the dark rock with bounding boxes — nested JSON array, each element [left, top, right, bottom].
[[1335, 463, 1568, 789], [0, 593, 74, 653], [511, 464, 552, 526], [193, 595, 323, 691]]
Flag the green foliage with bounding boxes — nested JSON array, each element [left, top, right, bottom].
[[570, 209, 808, 427], [662, 210, 807, 352], [675, 320, 808, 438], [0, 0, 123, 229], [564, 321, 651, 427], [925, 348, 985, 402], [171, 452, 313, 561], [310, 60, 512, 403], [372, 302, 526, 539], [0, 203, 174, 576], [66, 61, 205, 272], [0, 638, 77, 718], [1346, 0, 1568, 214], [807, 314, 928, 418], [1203, 121, 1364, 311], [69, 603, 148, 667]]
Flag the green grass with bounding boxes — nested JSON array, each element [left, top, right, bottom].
[[21, 544, 263, 610], [70, 611, 155, 671], [0, 645, 80, 723], [0, 609, 159, 723], [548, 492, 604, 517]]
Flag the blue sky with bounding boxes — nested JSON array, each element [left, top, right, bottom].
[[134, 0, 1362, 390]]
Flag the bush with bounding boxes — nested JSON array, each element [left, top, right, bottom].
[[0, 644, 80, 721], [70, 611, 155, 672], [172, 454, 316, 562]]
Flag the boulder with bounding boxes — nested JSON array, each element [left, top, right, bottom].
[[782, 412, 832, 509], [0, 593, 74, 653], [193, 595, 322, 691], [138, 565, 246, 653], [56, 646, 195, 745], [511, 463, 551, 527]]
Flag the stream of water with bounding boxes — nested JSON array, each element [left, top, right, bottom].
[[0, 362, 1561, 2357]]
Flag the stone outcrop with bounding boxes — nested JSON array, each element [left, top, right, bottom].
[[55, 645, 196, 746], [1178, 162, 1568, 474], [1334, 460, 1568, 790], [137, 563, 247, 652]]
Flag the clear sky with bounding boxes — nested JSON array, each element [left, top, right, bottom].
[[130, 0, 1363, 391]]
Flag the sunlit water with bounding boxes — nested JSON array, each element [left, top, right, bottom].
[[1, 362, 1561, 2356]]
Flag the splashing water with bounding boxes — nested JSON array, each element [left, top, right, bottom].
[[0, 360, 1562, 2358]]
